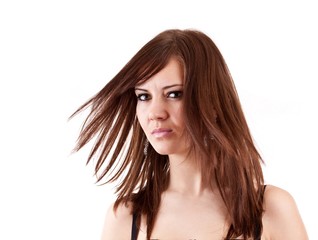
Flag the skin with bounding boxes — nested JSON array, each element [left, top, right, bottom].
[[101, 58, 308, 240]]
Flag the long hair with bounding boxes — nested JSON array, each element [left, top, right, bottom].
[[70, 29, 264, 239]]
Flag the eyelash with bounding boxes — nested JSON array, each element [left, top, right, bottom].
[[167, 91, 183, 98], [136, 93, 149, 101], [136, 91, 183, 101]]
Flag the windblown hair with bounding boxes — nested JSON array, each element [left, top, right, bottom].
[[71, 29, 264, 239]]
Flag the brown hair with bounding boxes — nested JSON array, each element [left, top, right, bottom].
[[71, 29, 264, 239]]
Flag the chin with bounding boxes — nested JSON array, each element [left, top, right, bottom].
[[150, 141, 189, 156], [151, 145, 174, 155]]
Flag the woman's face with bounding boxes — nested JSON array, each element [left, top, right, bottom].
[[135, 58, 190, 156]]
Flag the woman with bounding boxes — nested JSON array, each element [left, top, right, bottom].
[[71, 29, 308, 239]]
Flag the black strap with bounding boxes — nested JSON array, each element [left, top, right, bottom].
[[131, 213, 138, 240]]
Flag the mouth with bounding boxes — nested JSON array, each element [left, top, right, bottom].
[[151, 128, 173, 138]]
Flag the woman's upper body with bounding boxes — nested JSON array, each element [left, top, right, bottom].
[[101, 184, 308, 240], [71, 29, 308, 240], [100, 56, 307, 240]]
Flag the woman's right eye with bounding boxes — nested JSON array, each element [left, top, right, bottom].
[[136, 93, 150, 101]]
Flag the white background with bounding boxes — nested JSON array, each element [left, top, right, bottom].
[[0, 1, 317, 239]]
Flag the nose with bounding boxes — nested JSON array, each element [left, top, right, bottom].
[[148, 99, 168, 121]]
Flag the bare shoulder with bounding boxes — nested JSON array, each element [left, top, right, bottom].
[[100, 201, 133, 240], [262, 185, 308, 240]]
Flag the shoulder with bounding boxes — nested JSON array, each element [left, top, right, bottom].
[[100, 201, 133, 240], [262, 185, 308, 240]]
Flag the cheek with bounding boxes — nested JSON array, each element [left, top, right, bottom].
[[175, 105, 185, 126], [136, 105, 146, 130]]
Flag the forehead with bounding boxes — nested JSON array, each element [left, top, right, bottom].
[[136, 58, 184, 88]]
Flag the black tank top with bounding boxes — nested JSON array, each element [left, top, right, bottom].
[[131, 185, 266, 240]]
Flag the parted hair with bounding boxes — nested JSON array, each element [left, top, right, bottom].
[[71, 29, 264, 239]]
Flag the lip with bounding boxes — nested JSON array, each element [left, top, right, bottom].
[[151, 128, 173, 138]]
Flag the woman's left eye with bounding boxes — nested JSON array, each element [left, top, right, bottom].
[[167, 91, 183, 98]]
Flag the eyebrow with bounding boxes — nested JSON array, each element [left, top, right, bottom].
[[134, 84, 183, 91]]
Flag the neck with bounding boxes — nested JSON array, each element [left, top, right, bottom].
[[167, 152, 212, 197]]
